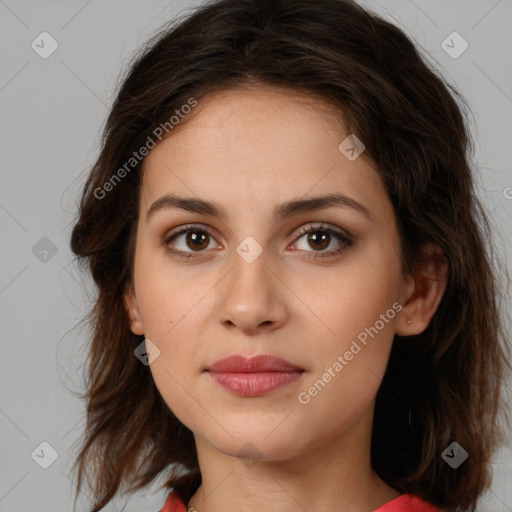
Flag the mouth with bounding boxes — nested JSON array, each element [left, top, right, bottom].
[[205, 354, 305, 397]]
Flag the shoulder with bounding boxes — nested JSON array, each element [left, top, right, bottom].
[[159, 491, 188, 512], [375, 494, 442, 512], [159, 491, 441, 512]]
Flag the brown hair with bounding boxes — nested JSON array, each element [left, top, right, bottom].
[[69, 0, 511, 511]]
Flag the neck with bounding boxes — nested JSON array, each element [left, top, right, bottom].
[[187, 404, 401, 512]]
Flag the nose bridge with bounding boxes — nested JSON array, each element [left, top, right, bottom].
[[231, 241, 270, 292], [216, 240, 287, 332]]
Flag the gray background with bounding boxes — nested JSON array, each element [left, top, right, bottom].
[[0, 0, 511, 511]]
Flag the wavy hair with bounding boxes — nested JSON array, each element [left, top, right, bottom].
[[69, 0, 511, 510]]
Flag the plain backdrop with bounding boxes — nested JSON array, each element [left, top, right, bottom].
[[0, 0, 511, 511]]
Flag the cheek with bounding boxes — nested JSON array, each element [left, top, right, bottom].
[[140, 282, 211, 430], [294, 308, 397, 438], [132, 248, 208, 412], [292, 236, 401, 404], [289, 235, 402, 345], [134, 240, 209, 337]]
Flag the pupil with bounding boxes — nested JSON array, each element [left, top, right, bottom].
[[187, 231, 208, 250], [309, 231, 329, 250]]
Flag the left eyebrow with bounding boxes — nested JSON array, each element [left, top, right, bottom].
[[273, 193, 374, 223], [146, 193, 374, 223]]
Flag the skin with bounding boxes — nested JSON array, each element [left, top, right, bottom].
[[124, 85, 447, 512]]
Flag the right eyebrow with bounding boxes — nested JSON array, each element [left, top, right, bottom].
[[147, 194, 227, 221]]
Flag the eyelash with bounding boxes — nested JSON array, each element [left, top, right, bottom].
[[163, 223, 353, 260]]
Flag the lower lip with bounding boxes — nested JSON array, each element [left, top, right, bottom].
[[208, 371, 304, 397]]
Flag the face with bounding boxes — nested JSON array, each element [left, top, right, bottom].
[[124, 86, 416, 462]]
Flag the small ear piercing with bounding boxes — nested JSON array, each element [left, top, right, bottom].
[[407, 319, 412, 325]]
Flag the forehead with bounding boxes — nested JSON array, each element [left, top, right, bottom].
[[139, 85, 390, 223], [146, 85, 347, 158]]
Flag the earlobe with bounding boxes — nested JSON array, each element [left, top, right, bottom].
[[396, 243, 448, 336], [123, 284, 145, 336]]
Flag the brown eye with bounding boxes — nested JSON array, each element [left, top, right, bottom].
[[164, 225, 218, 258], [185, 230, 210, 251], [306, 231, 331, 251], [293, 223, 353, 259]]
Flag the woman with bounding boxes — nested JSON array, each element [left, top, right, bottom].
[[69, 0, 510, 511]]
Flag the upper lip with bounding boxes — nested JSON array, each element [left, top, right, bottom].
[[206, 354, 304, 373]]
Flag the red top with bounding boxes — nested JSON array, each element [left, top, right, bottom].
[[160, 490, 441, 511]]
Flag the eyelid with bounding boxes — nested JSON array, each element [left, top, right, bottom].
[[291, 222, 353, 244], [163, 221, 353, 261], [164, 222, 352, 242], [164, 223, 221, 243], [288, 223, 353, 259]]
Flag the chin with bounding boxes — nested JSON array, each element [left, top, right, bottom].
[[202, 422, 307, 463]]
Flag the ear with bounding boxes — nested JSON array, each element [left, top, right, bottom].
[[123, 283, 144, 336], [395, 242, 448, 336]]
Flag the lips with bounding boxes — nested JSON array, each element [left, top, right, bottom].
[[207, 354, 303, 373], [205, 354, 305, 397]]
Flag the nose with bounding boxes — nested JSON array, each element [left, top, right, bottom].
[[215, 249, 288, 335]]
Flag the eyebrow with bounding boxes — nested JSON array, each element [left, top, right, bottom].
[[146, 192, 374, 223]]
